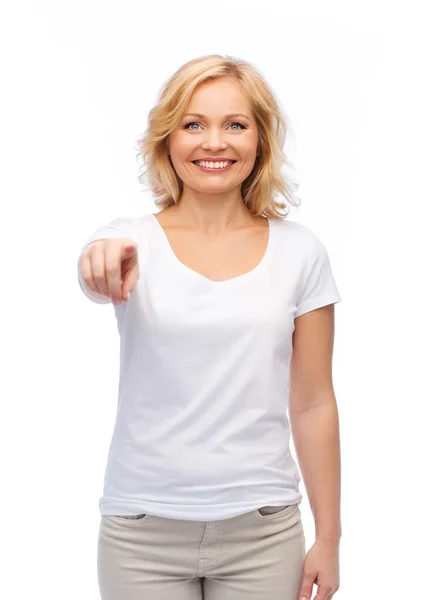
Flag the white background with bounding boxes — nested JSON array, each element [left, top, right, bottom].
[[1, 1, 423, 598]]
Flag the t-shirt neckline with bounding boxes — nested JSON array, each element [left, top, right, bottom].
[[149, 213, 273, 286]]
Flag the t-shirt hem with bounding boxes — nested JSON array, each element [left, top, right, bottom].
[[99, 494, 304, 521]]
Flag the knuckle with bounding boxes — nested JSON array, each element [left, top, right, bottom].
[[91, 265, 104, 279], [85, 240, 103, 253], [301, 586, 313, 594], [107, 265, 120, 277]]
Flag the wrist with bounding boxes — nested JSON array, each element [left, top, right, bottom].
[[315, 533, 341, 547]]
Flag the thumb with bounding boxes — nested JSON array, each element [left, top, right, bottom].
[[122, 241, 137, 256]]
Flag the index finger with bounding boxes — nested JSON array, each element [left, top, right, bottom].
[[104, 239, 128, 302]]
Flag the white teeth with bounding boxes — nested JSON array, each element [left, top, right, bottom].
[[195, 160, 233, 169]]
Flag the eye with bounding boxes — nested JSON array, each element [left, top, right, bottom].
[[183, 122, 247, 131], [229, 122, 246, 131], [183, 122, 201, 131]]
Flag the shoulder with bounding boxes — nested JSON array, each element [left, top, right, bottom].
[[271, 217, 322, 254]]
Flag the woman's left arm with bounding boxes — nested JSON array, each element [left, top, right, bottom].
[[289, 303, 341, 599]]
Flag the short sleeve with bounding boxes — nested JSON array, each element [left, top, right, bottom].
[[295, 234, 342, 318], [77, 216, 140, 304]]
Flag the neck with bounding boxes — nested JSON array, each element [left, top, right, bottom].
[[170, 187, 257, 234]]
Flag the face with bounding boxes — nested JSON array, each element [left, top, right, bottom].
[[167, 77, 259, 196]]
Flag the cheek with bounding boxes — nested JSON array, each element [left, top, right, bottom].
[[233, 135, 258, 156], [169, 134, 195, 157]]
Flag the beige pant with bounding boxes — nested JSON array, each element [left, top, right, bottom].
[[97, 503, 305, 599]]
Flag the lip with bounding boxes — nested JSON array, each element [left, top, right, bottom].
[[192, 158, 237, 162]]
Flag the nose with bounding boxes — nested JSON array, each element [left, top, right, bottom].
[[201, 127, 228, 151]]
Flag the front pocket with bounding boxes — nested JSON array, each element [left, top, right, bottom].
[[112, 513, 147, 520], [256, 504, 297, 518], [101, 513, 152, 529], [104, 513, 151, 524]]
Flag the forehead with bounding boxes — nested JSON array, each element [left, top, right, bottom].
[[185, 78, 253, 117]]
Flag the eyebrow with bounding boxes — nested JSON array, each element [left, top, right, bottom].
[[183, 112, 251, 122]]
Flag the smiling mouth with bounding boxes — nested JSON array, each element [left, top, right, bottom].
[[192, 160, 237, 171]]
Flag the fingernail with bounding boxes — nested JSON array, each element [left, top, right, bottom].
[[112, 298, 120, 306], [301, 597, 307, 600]]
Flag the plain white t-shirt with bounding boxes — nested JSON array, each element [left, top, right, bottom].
[[77, 213, 342, 521]]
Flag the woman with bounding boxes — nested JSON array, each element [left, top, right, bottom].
[[78, 54, 342, 600]]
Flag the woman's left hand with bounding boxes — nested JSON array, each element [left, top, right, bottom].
[[298, 539, 340, 600]]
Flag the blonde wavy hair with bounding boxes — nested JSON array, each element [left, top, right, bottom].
[[136, 54, 300, 219]]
